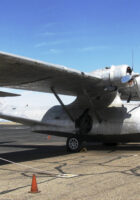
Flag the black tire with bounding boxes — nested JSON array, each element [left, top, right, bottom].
[[66, 136, 83, 153]]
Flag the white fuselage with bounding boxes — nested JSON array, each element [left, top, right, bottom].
[[1, 96, 140, 142]]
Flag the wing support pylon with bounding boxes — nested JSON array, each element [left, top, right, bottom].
[[51, 87, 75, 122]]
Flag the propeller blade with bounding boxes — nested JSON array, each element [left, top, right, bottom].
[[121, 75, 132, 84]]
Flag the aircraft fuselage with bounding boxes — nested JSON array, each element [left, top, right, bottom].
[[32, 102, 140, 143]]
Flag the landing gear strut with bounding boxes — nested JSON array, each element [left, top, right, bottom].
[[66, 109, 92, 152]]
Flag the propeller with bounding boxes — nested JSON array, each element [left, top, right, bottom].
[[121, 74, 132, 84], [127, 72, 140, 102], [120, 62, 140, 102], [134, 76, 140, 99], [126, 72, 140, 103]]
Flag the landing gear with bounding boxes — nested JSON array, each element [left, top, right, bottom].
[[75, 109, 93, 135], [66, 109, 92, 153], [66, 136, 84, 153]]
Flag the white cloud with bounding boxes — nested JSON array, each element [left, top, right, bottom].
[[2, 91, 76, 107], [40, 32, 56, 36], [35, 42, 47, 48], [35, 39, 69, 48], [49, 48, 62, 54], [0, 90, 76, 121], [44, 22, 58, 28], [41, 48, 63, 55], [47, 39, 68, 45], [0, 87, 76, 107], [78, 46, 110, 52]]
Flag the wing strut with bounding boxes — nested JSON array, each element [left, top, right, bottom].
[[51, 87, 75, 122], [83, 89, 102, 123]]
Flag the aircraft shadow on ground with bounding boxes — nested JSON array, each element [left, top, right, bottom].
[[0, 143, 140, 165], [0, 144, 67, 165]]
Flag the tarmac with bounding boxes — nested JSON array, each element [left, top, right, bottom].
[[0, 125, 140, 200]]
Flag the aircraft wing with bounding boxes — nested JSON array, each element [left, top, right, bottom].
[[0, 52, 101, 96], [0, 52, 140, 103]]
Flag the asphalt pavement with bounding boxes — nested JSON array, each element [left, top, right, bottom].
[[0, 125, 139, 200]]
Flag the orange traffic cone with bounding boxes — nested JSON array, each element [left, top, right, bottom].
[[48, 135, 51, 140], [29, 174, 40, 193]]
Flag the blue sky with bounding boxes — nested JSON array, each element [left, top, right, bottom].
[[0, 0, 140, 107], [0, 0, 140, 72]]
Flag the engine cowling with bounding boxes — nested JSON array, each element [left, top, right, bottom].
[[110, 65, 132, 86], [134, 76, 140, 98]]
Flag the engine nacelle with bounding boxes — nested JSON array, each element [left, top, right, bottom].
[[110, 65, 132, 86], [135, 76, 140, 98]]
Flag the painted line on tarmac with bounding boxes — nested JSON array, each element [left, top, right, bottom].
[[0, 157, 79, 178]]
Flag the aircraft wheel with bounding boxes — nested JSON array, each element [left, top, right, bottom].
[[66, 136, 83, 153]]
